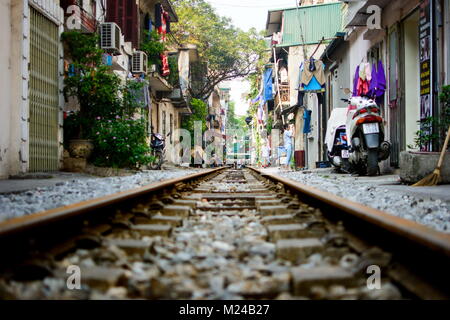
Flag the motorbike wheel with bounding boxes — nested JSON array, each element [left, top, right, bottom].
[[367, 149, 379, 176], [150, 151, 163, 170]]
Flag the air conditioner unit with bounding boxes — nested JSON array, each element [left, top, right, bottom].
[[132, 51, 148, 74], [148, 64, 157, 73], [100, 23, 121, 54]]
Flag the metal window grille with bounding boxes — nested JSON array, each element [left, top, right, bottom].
[[29, 7, 59, 172]]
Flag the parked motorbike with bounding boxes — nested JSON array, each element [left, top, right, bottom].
[[325, 108, 351, 173], [150, 127, 171, 170], [326, 92, 391, 176]]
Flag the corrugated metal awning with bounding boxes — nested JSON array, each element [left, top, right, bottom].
[[279, 2, 343, 47]]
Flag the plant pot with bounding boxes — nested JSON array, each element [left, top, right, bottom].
[[400, 151, 450, 184], [68, 139, 94, 159]]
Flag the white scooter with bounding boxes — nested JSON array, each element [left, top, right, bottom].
[[325, 107, 351, 172], [343, 95, 391, 176], [326, 91, 390, 176]]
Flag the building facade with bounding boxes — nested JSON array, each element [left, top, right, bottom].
[[0, 0, 65, 178]]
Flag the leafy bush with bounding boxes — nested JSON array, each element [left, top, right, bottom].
[[167, 55, 180, 86], [91, 117, 153, 168], [62, 30, 153, 169], [141, 30, 166, 66], [409, 85, 450, 150]]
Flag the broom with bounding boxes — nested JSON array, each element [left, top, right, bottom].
[[412, 125, 450, 187]]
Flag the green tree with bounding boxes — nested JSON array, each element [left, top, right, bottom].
[[181, 98, 208, 146], [171, 0, 267, 100]]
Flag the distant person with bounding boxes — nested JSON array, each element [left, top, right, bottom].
[[262, 141, 271, 168], [282, 123, 294, 170]]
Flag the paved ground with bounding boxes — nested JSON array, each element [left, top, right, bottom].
[[0, 172, 96, 194], [263, 167, 450, 203], [261, 167, 450, 233]]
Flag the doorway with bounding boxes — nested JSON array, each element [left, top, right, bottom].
[[402, 10, 421, 151]]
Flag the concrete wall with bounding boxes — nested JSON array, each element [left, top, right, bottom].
[[0, 0, 65, 178], [0, 0, 12, 178]]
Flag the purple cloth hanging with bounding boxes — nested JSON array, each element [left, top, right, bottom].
[[368, 62, 378, 97], [376, 60, 386, 96], [353, 65, 360, 97]]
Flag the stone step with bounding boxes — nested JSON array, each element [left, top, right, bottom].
[[267, 224, 311, 241], [161, 205, 191, 217], [131, 224, 172, 237], [105, 239, 152, 255], [261, 214, 297, 225], [259, 205, 290, 217], [276, 238, 324, 263], [144, 215, 183, 227], [291, 266, 356, 297]]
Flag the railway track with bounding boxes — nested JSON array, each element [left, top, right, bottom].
[[0, 167, 449, 299]]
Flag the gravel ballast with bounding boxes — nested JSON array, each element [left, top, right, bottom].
[[0, 169, 202, 222], [277, 171, 450, 233]]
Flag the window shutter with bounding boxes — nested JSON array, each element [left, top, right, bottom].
[[106, 0, 119, 24], [125, 0, 139, 48]]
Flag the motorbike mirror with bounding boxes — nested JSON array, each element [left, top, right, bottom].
[[342, 88, 352, 95]]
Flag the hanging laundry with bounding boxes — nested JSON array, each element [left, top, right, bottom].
[[303, 110, 312, 134], [161, 54, 170, 77], [357, 77, 370, 96], [365, 63, 372, 82], [300, 59, 326, 87], [279, 66, 288, 84], [359, 62, 367, 81], [368, 60, 387, 104], [353, 65, 360, 97], [263, 68, 273, 102], [298, 61, 325, 91], [155, 3, 170, 40], [164, 11, 171, 33], [353, 62, 370, 96], [102, 53, 112, 66], [155, 4, 162, 29]]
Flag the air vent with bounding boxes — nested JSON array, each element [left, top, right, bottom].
[[100, 22, 121, 54], [132, 51, 148, 74]]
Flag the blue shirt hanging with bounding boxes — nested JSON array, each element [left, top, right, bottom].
[[263, 68, 273, 102], [303, 110, 312, 134]]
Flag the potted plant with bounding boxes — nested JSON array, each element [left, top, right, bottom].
[[62, 31, 121, 159]]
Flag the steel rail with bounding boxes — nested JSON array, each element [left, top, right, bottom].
[[250, 167, 450, 298], [0, 167, 225, 238], [250, 167, 450, 256]]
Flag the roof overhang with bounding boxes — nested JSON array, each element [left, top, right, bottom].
[[320, 32, 346, 61], [148, 73, 172, 92], [265, 10, 283, 36], [161, 0, 178, 22]]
